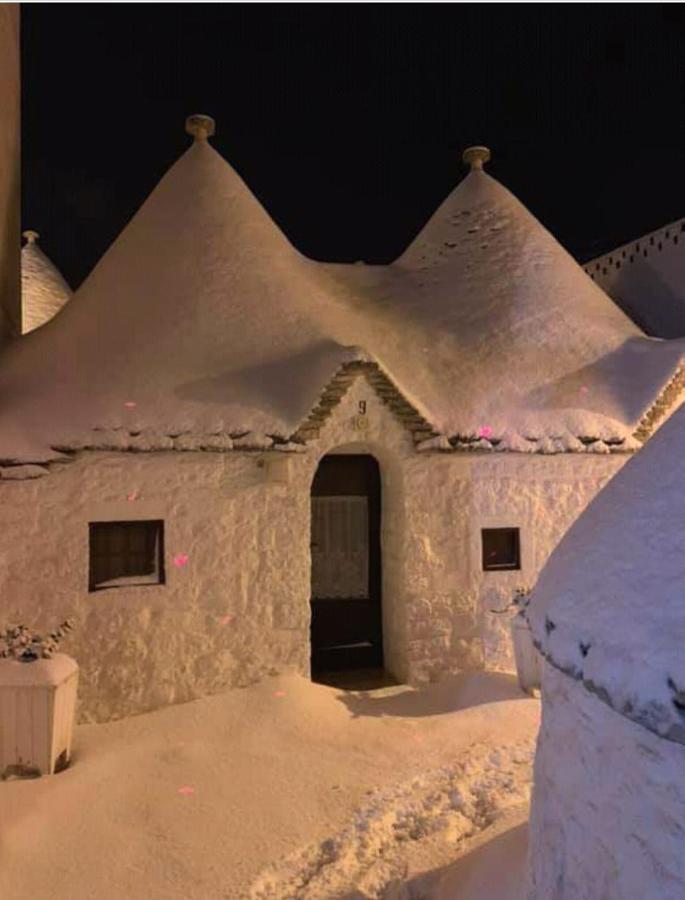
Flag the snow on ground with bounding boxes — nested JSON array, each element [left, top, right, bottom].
[[0, 671, 539, 900]]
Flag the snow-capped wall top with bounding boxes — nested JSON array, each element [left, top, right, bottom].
[[21, 231, 72, 334], [528, 400, 685, 744], [0, 126, 682, 464], [583, 218, 685, 339]]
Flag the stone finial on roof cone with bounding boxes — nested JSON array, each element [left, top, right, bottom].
[[462, 146, 491, 170], [185, 114, 216, 142], [22, 230, 39, 245]]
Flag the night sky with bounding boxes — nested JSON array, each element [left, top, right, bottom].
[[21, 4, 685, 290]]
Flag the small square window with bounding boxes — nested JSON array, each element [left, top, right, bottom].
[[89, 520, 165, 591], [482, 528, 521, 571]]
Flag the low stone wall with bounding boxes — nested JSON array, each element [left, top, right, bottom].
[[528, 661, 685, 900]]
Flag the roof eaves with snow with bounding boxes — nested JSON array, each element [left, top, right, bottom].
[[529, 628, 685, 748]]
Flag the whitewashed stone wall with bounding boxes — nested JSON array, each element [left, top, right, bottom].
[[529, 661, 685, 900], [0, 370, 626, 722], [399, 451, 624, 680], [1, 450, 311, 724]]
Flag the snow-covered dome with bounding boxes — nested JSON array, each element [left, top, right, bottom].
[[21, 230, 72, 333], [528, 399, 685, 743], [0, 120, 682, 464]]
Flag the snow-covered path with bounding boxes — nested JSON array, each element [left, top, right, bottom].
[[0, 672, 538, 900]]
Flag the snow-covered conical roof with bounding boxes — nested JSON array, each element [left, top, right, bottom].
[[0, 125, 682, 465], [0, 117, 370, 460], [321, 146, 684, 442], [528, 400, 685, 743], [21, 230, 72, 333]]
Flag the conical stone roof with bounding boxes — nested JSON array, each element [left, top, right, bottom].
[[0, 126, 682, 464], [528, 400, 685, 744], [21, 231, 72, 333], [321, 146, 685, 443], [0, 118, 369, 460]]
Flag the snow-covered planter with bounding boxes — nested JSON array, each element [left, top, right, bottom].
[[493, 588, 541, 694], [511, 613, 541, 695], [0, 620, 78, 778]]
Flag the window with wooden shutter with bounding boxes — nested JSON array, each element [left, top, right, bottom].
[[89, 520, 165, 591]]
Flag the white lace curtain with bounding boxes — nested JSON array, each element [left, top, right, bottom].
[[311, 496, 369, 599]]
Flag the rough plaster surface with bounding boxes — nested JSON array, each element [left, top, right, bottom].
[[400, 449, 624, 680], [529, 662, 685, 900], [0, 373, 624, 723]]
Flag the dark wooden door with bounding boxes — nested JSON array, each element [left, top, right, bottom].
[[310, 455, 382, 673]]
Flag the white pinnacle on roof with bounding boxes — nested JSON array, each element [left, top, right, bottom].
[[0, 124, 682, 463], [528, 400, 685, 743], [21, 230, 72, 333]]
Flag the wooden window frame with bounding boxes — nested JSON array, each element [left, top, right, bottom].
[[89, 520, 165, 592], [481, 527, 521, 572]]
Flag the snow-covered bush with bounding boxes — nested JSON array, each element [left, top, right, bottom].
[[0, 619, 75, 661]]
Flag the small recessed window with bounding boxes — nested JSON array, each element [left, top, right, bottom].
[[482, 528, 521, 571], [89, 520, 165, 591]]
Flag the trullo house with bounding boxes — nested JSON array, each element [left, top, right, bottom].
[[21, 229, 73, 334], [0, 115, 683, 724], [527, 401, 685, 900]]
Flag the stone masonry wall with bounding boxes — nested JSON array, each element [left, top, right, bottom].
[[400, 451, 625, 681], [1, 450, 311, 723], [529, 661, 685, 900], [0, 368, 627, 721]]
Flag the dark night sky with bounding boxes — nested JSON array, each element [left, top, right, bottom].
[[21, 3, 685, 290]]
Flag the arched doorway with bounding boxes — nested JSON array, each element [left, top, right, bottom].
[[310, 453, 384, 679]]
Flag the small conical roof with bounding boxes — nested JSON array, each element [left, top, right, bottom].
[[21, 231, 72, 333], [529, 400, 685, 743]]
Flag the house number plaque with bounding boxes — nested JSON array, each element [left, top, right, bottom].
[[352, 400, 369, 430]]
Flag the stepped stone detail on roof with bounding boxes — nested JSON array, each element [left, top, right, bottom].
[[633, 362, 685, 441], [21, 230, 72, 333], [0, 119, 683, 470], [293, 354, 439, 445]]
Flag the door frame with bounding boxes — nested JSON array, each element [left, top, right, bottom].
[[309, 453, 383, 673]]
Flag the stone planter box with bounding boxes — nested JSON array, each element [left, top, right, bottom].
[[0, 653, 79, 778], [511, 614, 541, 695]]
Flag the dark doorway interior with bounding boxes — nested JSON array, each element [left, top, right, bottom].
[[310, 454, 383, 677]]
